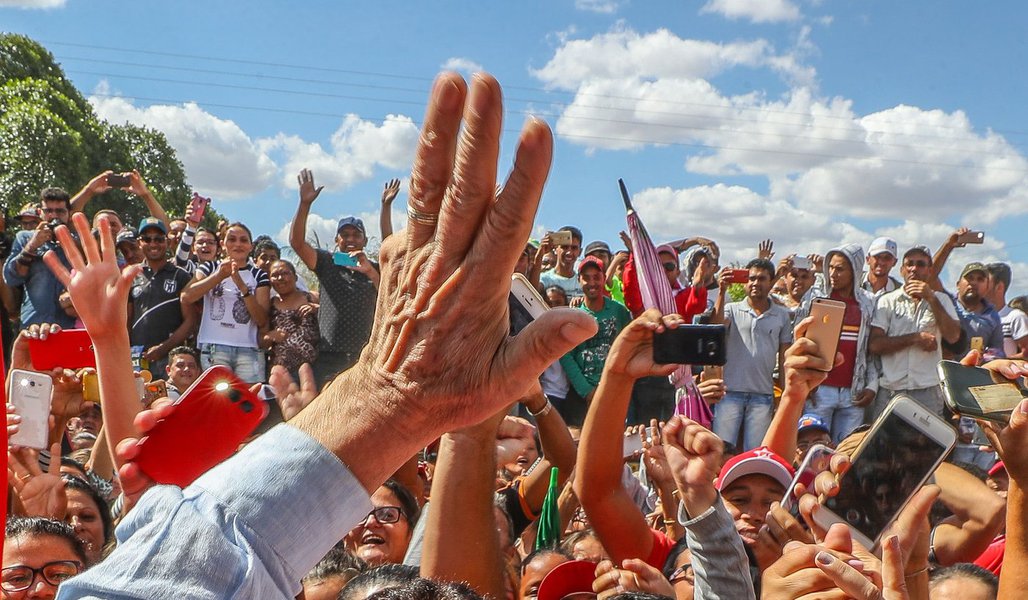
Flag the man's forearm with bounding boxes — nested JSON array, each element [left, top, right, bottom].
[[289, 203, 312, 249], [928, 296, 961, 343], [868, 332, 917, 355], [140, 191, 170, 229], [999, 482, 1028, 599]]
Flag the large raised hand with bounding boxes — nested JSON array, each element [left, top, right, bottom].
[[289, 73, 597, 491]]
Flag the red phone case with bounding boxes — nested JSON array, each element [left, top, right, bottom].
[[730, 269, 749, 284], [28, 329, 96, 371], [134, 365, 268, 487]]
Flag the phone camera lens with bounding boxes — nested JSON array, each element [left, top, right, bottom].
[[240, 400, 254, 413], [29, 381, 35, 387], [705, 341, 717, 354], [226, 388, 241, 402]]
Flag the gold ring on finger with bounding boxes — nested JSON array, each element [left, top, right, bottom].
[[407, 206, 439, 226]]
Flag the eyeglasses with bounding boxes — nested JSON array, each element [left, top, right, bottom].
[[668, 563, 695, 584], [904, 260, 930, 268], [662, 262, 678, 272], [357, 505, 404, 526], [42, 207, 68, 215], [1, 561, 82, 591], [140, 236, 166, 243]]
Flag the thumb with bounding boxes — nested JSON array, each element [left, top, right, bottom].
[[1008, 399, 1028, 433], [959, 349, 983, 366], [619, 558, 659, 581], [814, 551, 881, 600], [499, 307, 597, 393]]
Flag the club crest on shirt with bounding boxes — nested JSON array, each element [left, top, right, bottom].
[[164, 279, 177, 294]]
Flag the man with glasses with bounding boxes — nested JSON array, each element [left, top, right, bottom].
[[3, 187, 76, 327], [129, 217, 196, 379], [869, 245, 961, 418]]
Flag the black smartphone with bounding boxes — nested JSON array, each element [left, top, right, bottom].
[[938, 360, 1027, 424], [652, 324, 726, 365], [107, 173, 131, 188]]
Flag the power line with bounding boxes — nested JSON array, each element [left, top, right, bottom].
[[43, 39, 1028, 141], [87, 91, 1028, 174]]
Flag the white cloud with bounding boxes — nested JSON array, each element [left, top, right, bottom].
[[260, 114, 418, 193], [574, 0, 623, 14], [0, 0, 66, 8], [700, 0, 801, 23], [89, 84, 276, 199], [442, 57, 484, 74]]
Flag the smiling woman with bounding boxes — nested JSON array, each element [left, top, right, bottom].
[[344, 480, 421, 567]]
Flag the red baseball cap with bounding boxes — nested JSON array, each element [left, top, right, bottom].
[[716, 446, 795, 491], [577, 256, 605, 275], [537, 560, 597, 600]]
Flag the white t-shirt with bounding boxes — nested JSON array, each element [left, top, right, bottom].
[[195, 261, 270, 348], [1000, 305, 1028, 357], [872, 288, 959, 390]]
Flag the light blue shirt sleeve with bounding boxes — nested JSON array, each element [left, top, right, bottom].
[[57, 424, 372, 600]]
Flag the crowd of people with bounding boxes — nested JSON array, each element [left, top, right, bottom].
[[2, 71, 1028, 600]]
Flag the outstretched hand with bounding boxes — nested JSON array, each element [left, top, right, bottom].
[[43, 212, 141, 340], [604, 309, 682, 380], [288, 73, 597, 491], [381, 178, 401, 204], [9, 444, 67, 520]]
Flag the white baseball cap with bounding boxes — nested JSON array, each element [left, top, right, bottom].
[[868, 237, 898, 259]]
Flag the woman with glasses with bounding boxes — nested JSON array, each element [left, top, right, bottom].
[[343, 480, 420, 567], [182, 222, 271, 383], [2, 517, 86, 599]]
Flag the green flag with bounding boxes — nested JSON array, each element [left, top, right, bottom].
[[535, 467, 561, 550]]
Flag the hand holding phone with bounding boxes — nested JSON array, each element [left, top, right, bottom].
[[806, 298, 846, 371], [29, 328, 95, 371], [106, 173, 131, 188], [188, 193, 210, 223], [956, 231, 985, 245], [8, 369, 53, 450], [938, 360, 1028, 423], [509, 273, 549, 336], [547, 230, 572, 246], [729, 269, 749, 284], [332, 252, 358, 268], [133, 366, 268, 487]]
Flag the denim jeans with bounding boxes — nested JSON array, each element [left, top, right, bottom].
[[807, 385, 867, 444], [712, 392, 774, 451], [200, 343, 265, 384]]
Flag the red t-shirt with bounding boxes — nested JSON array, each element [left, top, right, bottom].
[[645, 528, 676, 569], [974, 534, 1004, 575], [823, 292, 861, 389]]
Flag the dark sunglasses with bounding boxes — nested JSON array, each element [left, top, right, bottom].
[[140, 235, 166, 243], [662, 262, 678, 272]]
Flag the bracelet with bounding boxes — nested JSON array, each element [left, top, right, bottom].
[[663, 519, 677, 526], [529, 400, 553, 418], [904, 566, 929, 579]]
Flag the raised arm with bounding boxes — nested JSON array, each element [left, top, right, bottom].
[[43, 213, 142, 469], [710, 268, 731, 325], [931, 227, 969, 284], [420, 409, 507, 598], [929, 462, 1006, 565], [69, 171, 113, 214], [127, 170, 170, 230], [518, 383, 576, 509], [574, 310, 681, 564], [379, 178, 400, 240], [290, 169, 322, 271]]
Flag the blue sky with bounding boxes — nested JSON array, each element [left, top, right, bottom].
[[4, 0, 1028, 297]]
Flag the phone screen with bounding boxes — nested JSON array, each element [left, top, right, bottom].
[[509, 293, 535, 336], [825, 411, 948, 543]]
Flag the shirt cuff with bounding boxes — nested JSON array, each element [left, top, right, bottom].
[[189, 423, 372, 578]]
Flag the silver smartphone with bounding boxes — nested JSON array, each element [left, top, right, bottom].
[[8, 369, 54, 450], [813, 395, 956, 549], [509, 273, 549, 336], [780, 444, 835, 517]]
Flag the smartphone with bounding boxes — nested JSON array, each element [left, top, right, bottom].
[[548, 231, 572, 246], [189, 193, 210, 222], [729, 269, 749, 284], [700, 364, 723, 382], [807, 298, 846, 371], [938, 360, 1027, 424], [333, 252, 358, 267], [29, 329, 96, 371], [251, 384, 286, 437], [815, 395, 956, 549], [509, 273, 549, 336], [652, 324, 727, 366], [781, 444, 835, 516], [106, 173, 131, 188], [134, 365, 269, 487], [792, 256, 813, 270], [143, 380, 169, 407], [623, 432, 643, 458], [956, 231, 985, 245], [8, 369, 53, 450]]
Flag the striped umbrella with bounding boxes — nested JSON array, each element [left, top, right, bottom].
[[618, 179, 712, 428]]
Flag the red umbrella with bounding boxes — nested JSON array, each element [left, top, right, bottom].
[[619, 179, 712, 428]]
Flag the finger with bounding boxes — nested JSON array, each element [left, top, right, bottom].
[[496, 308, 597, 401], [890, 484, 939, 541], [880, 535, 907, 599], [472, 115, 553, 282], [74, 211, 105, 266], [960, 349, 984, 367], [117, 263, 144, 298], [46, 443, 62, 475], [43, 250, 72, 286], [814, 551, 881, 600], [793, 316, 815, 341], [115, 437, 143, 462], [406, 72, 467, 249]]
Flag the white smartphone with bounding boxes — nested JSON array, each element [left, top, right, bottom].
[[509, 273, 549, 336], [8, 369, 54, 450], [814, 395, 956, 549], [792, 255, 813, 270], [781, 444, 835, 517]]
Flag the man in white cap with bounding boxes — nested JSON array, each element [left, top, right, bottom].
[[861, 236, 901, 299]]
